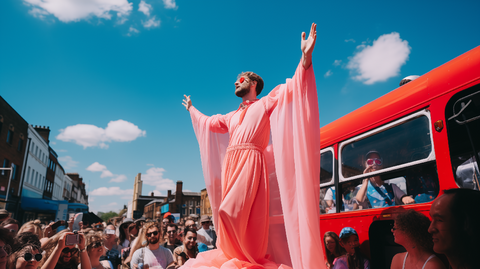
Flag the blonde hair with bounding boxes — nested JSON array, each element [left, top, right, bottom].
[[18, 220, 44, 239]]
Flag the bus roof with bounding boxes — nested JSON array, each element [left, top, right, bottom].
[[320, 46, 480, 148]]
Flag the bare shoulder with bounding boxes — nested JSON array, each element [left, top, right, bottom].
[[424, 256, 447, 269], [390, 252, 406, 269]]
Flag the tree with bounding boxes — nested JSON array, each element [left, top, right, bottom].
[[101, 211, 118, 222]]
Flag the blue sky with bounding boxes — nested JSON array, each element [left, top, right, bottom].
[[1, 0, 479, 213]]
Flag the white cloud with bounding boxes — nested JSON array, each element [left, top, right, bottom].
[[142, 167, 176, 191], [324, 70, 333, 78], [86, 162, 126, 182], [127, 26, 139, 36], [86, 162, 107, 172], [90, 186, 133, 196], [162, 0, 177, 9], [23, 0, 133, 23], [89, 197, 95, 202], [345, 39, 356, 43], [58, 156, 79, 170], [110, 175, 128, 183], [138, 0, 151, 16], [143, 16, 160, 28], [333, 60, 342, 67], [56, 119, 146, 149], [151, 190, 163, 196], [347, 32, 411, 85]]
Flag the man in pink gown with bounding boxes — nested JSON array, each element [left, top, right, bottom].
[[182, 23, 323, 269]]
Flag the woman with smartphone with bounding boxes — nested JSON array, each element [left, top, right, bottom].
[[39, 230, 92, 269], [100, 225, 120, 269]]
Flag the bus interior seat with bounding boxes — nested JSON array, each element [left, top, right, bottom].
[[369, 220, 405, 269]]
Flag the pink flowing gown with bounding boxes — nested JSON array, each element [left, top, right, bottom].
[[185, 61, 323, 269]]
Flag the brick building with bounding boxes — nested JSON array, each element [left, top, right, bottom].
[[0, 96, 28, 214], [151, 181, 201, 221]]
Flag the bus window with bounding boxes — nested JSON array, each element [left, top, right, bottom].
[[320, 149, 334, 185], [341, 162, 439, 210], [320, 186, 335, 214], [446, 84, 480, 190], [340, 113, 433, 180]]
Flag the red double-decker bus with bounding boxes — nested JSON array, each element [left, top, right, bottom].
[[319, 46, 480, 268]]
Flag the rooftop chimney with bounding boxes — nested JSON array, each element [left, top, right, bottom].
[[33, 125, 51, 144]]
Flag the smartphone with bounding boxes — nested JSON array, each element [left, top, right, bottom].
[[72, 213, 83, 231], [65, 234, 79, 246], [105, 229, 115, 235], [51, 220, 65, 230]]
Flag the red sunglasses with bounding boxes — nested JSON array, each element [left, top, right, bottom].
[[366, 158, 382, 166]]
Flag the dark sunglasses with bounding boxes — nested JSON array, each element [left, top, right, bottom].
[[62, 248, 79, 255], [89, 242, 103, 249], [146, 231, 159, 237], [24, 252, 42, 262]]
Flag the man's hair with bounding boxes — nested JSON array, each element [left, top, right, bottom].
[[143, 222, 161, 234], [166, 223, 178, 231], [1, 218, 19, 227], [395, 209, 433, 252], [184, 227, 197, 236], [238, 72, 264, 96], [442, 188, 480, 268]]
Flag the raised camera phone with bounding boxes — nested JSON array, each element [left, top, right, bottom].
[[51, 220, 65, 230], [105, 229, 115, 235], [65, 234, 79, 246]]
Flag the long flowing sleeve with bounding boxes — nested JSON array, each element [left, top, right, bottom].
[[269, 61, 323, 268], [189, 106, 232, 228]]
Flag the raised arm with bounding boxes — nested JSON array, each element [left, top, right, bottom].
[[301, 23, 317, 69]]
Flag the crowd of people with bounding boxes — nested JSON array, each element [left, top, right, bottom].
[[0, 211, 217, 269], [323, 188, 480, 269]]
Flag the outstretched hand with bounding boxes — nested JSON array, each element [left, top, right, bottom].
[[182, 95, 192, 111], [301, 23, 317, 69]]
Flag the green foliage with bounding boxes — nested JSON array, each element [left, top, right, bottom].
[[101, 211, 119, 222]]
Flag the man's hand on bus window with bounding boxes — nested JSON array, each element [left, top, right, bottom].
[[402, 195, 415, 204]]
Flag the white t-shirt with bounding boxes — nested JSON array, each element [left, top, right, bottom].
[[131, 246, 174, 269]]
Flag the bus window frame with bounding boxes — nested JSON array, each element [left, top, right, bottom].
[[338, 109, 436, 183], [320, 147, 335, 187]]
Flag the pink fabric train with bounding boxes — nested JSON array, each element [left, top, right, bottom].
[[186, 61, 323, 269]]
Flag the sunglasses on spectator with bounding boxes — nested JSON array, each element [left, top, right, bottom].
[[146, 231, 159, 237], [366, 158, 382, 166], [166, 231, 176, 234], [23, 252, 43, 262], [89, 242, 103, 249], [62, 248, 79, 255]]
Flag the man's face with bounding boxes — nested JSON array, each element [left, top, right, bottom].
[[234, 76, 255, 98], [146, 228, 160, 245], [185, 220, 196, 231], [428, 194, 455, 254], [162, 219, 169, 228], [166, 226, 177, 241], [201, 221, 211, 230], [365, 153, 382, 171], [183, 231, 197, 250]]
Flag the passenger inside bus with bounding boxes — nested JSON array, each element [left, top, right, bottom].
[[355, 151, 415, 208]]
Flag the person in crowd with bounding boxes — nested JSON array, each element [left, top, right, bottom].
[[84, 232, 110, 269], [161, 215, 174, 241], [324, 231, 345, 269], [118, 219, 133, 249], [196, 216, 216, 249], [7, 232, 42, 269], [428, 188, 480, 269], [0, 210, 9, 225], [40, 230, 91, 269], [0, 228, 14, 269], [18, 221, 43, 238], [91, 224, 103, 233], [356, 151, 415, 208], [1, 219, 19, 237], [162, 224, 180, 254], [99, 225, 121, 269], [390, 209, 445, 269], [333, 227, 369, 269], [183, 219, 207, 252], [130, 222, 174, 269], [173, 228, 198, 267]]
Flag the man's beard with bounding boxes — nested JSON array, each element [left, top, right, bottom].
[[148, 236, 159, 245], [235, 84, 250, 97]]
